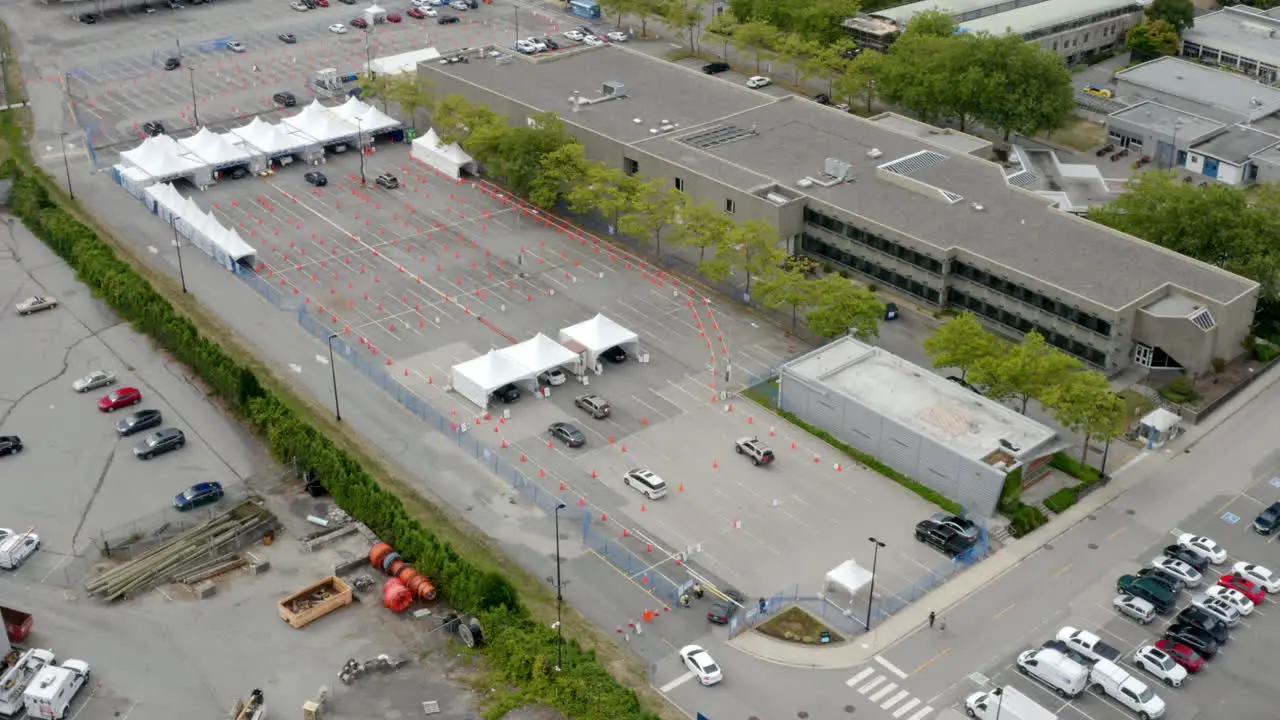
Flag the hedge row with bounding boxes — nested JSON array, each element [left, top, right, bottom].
[[1, 160, 658, 720], [1042, 488, 1079, 514]]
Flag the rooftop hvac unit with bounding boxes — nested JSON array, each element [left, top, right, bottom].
[[602, 81, 626, 97], [765, 192, 790, 204], [867, 148, 883, 159], [824, 157, 855, 180]]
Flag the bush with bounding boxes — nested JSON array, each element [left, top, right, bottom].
[[1211, 357, 1227, 374], [1256, 342, 1279, 363], [1049, 452, 1101, 485], [1, 159, 658, 720], [1043, 488, 1078, 514], [1006, 504, 1049, 537], [1160, 375, 1201, 404]]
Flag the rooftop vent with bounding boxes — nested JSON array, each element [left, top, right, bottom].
[[1190, 307, 1216, 331], [999, 438, 1022, 453], [867, 148, 883, 159], [676, 124, 759, 149], [879, 149, 948, 176], [568, 82, 629, 109], [970, 202, 985, 211], [799, 157, 857, 188]]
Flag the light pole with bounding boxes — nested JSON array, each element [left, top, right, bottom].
[[356, 116, 366, 185], [173, 223, 187, 293], [992, 687, 1005, 720], [58, 133, 74, 200], [326, 333, 342, 421], [187, 66, 200, 127], [365, 28, 375, 80], [554, 501, 566, 672], [865, 537, 885, 632]]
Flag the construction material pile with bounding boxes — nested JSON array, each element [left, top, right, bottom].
[[369, 541, 437, 603], [85, 500, 275, 602]]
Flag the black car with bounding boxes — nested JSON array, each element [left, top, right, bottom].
[[0, 436, 22, 456], [701, 61, 730, 74], [1161, 544, 1210, 572], [1137, 566, 1186, 595], [304, 171, 328, 186], [813, 93, 831, 105], [548, 422, 586, 448], [494, 384, 520, 403], [1165, 624, 1218, 659], [930, 512, 979, 540], [174, 481, 224, 511], [133, 428, 186, 459], [707, 601, 735, 624], [163, 57, 182, 71], [915, 519, 975, 557], [116, 408, 163, 437], [79, 12, 99, 23], [542, 36, 560, 50], [884, 301, 899, 320], [142, 120, 166, 137], [438, 15, 459, 24], [1176, 607, 1230, 645], [273, 91, 298, 107], [278, 32, 298, 44], [338, 0, 355, 4], [841, 47, 861, 59], [227, 167, 249, 180], [601, 346, 628, 363], [1254, 501, 1280, 535]]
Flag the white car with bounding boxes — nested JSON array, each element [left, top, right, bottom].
[[525, 37, 548, 51], [411, 0, 431, 6], [291, 0, 308, 9], [540, 368, 567, 386], [606, 30, 628, 42], [1150, 555, 1203, 586], [16, 295, 58, 315], [227, 40, 246, 53], [329, 23, 348, 33], [1190, 594, 1241, 627], [0, 528, 40, 570], [423, 7, 437, 15], [564, 29, 586, 41], [582, 34, 604, 46], [1231, 561, 1280, 592], [1133, 645, 1188, 688], [449, 0, 468, 9], [73, 370, 117, 393], [746, 76, 772, 89], [679, 644, 722, 686], [515, 39, 538, 54], [1176, 533, 1227, 564], [1205, 584, 1254, 615]]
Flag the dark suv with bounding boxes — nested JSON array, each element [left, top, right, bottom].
[[1176, 607, 1229, 645], [134, 428, 186, 459], [914, 519, 975, 557], [701, 61, 730, 74], [116, 408, 163, 437], [494, 384, 520, 403], [164, 57, 182, 71], [1137, 566, 1186, 595], [273, 91, 297, 107], [1117, 574, 1176, 614], [1254, 501, 1280, 535]]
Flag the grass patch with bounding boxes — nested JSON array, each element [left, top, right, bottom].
[[1043, 487, 1079, 514], [1116, 389, 1153, 426], [1038, 116, 1107, 152], [756, 606, 842, 645], [1049, 452, 1102, 485]]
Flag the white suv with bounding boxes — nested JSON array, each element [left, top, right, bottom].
[[623, 468, 667, 500]]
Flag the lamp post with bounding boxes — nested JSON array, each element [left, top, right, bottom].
[[356, 116, 366, 185], [326, 333, 342, 421], [992, 687, 1005, 720], [173, 223, 188, 293], [188, 65, 200, 127], [554, 501, 566, 672], [58, 133, 74, 200], [865, 537, 886, 632], [365, 28, 375, 80]]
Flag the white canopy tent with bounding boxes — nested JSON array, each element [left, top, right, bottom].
[[116, 164, 155, 199], [167, 193, 258, 271], [1139, 408, 1183, 449], [281, 100, 357, 146], [558, 314, 640, 367], [824, 559, 873, 597], [411, 128, 475, 179], [143, 182, 185, 223], [353, 104, 402, 135], [228, 117, 312, 168], [498, 334, 579, 383], [368, 48, 441, 77], [119, 134, 206, 182], [364, 3, 388, 24], [178, 128, 252, 168], [331, 96, 374, 122], [451, 350, 536, 408]]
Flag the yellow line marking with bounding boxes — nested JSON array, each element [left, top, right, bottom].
[[1107, 527, 1126, 542], [993, 602, 1016, 619], [912, 647, 951, 675], [1053, 563, 1073, 578]]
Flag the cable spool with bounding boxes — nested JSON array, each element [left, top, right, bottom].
[[457, 616, 485, 648], [383, 578, 413, 612], [380, 551, 402, 575], [369, 542, 393, 569], [387, 558, 407, 578], [396, 565, 420, 584]]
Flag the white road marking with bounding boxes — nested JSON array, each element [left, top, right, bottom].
[[857, 675, 887, 694], [905, 706, 934, 720], [874, 654, 910, 679], [892, 698, 921, 717], [659, 671, 694, 693], [881, 689, 911, 709], [870, 682, 898, 702], [846, 667, 876, 687]]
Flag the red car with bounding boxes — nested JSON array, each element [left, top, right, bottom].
[[315, 0, 329, 5], [98, 387, 142, 412], [350, 16, 368, 27], [386, 11, 401, 21], [406, 6, 424, 17], [1154, 639, 1205, 673], [1218, 573, 1267, 604]]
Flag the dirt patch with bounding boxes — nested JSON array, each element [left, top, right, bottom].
[[756, 605, 843, 645], [1141, 354, 1272, 412]]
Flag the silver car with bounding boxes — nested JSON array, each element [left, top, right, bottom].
[[72, 370, 117, 393], [16, 295, 58, 315], [1113, 593, 1156, 624], [1191, 593, 1241, 627]]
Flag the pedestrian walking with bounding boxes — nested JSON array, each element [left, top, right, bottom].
[[928, 611, 935, 629]]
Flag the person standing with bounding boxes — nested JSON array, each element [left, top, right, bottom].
[[928, 611, 936, 629]]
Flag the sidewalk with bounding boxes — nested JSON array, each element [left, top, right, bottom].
[[728, 358, 1280, 669]]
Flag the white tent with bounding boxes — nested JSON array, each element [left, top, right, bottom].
[[368, 48, 441, 77], [498, 334, 579, 382], [824, 559, 873, 597], [364, 2, 387, 23], [119, 134, 206, 181], [331, 96, 373, 123], [281, 100, 358, 145], [451, 349, 536, 408], [1139, 408, 1183, 449], [354, 104, 402, 134], [144, 182, 185, 222], [411, 128, 475, 179], [116, 164, 155, 199], [558, 313, 640, 367], [178, 127, 252, 168], [229, 117, 310, 157]]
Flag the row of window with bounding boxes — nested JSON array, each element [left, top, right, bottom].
[[803, 207, 945, 274], [945, 288, 1109, 367], [1181, 42, 1279, 83], [1049, 21, 1123, 52], [950, 260, 1112, 336], [1025, 4, 1139, 42], [802, 234, 942, 303]]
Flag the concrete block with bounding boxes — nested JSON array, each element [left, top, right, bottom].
[[249, 560, 271, 575], [193, 580, 217, 599]]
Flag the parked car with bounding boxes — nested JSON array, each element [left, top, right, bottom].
[[582, 34, 604, 45], [813, 92, 831, 104], [706, 601, 736, 624], [606, 30, 628, 42], [374, 171, 399, 189], [1177, 534, 1227, 564], [623, 468, 667, 500], [134, 428, 185, 459], [884, 302, 899, 320], [1153, 639, 1204, 673], [79, 12, 99, 23], [385, 11, 401, 21], [329, 22, 347, 33], [16, 296, 58, 315], [745, 76, 772, 89], [291, 0, 308, 10], [1254, 501, 1280, 535], [1136, 566, 1186, 595], [1231, 561, 1280, 592], [1205, 584, 1255, 614], [73, 370, 117, 393], [679, 645, 723, 686], [1113, 594, 1156, 624], [163, 56, 183, 70], [279, 32, 298, 43], [1082, 84, 1115, 99], [304, 171, 328, 186], [351, 16, 369, 27], [449, 0, 468, 9], [174, 481, 224, 510], [541, 36, 560, 49], [1161, 544, 1210, 573], [564, 29, 586, 41], [1218, 573, 1267, 604], [0, 436, 22, 457], [493, 384, 520, 403], [406, 7, 425, 18], [1150, 556, 1203, 586], [539, 368, 566, 386], [548, 422, 586, 448], [930, 512, 979, 539], [1133, 645, 1187, 688], [116, 408, 163, 437], [273, 91, 298, 107], [143, 120, 166, 137], [1164, 624, 1218, 659], [227, 40, 246, 53], [1176, 606, 1230, 645], [915, 519, 976, 557], [437, 15, 459, 24], [701, 61, 730, 74], [1116, 575, 1176, 614], [574, 393, 610, 419], [98, 387, 142, 412], [1189, 594, 1241, 627]]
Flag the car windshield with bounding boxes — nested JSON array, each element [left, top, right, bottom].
[[147, 436, 162, 446], [182, 488, 201, 500], [1135, 686, 1155, 702]]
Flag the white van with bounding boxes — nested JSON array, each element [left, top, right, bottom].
[[23, 659, 90, 720], [0, 529, 40, 570], [1015, 647, 1088, 698], [965, 686, 1056, 720], [1090, 659, 1166, 719]]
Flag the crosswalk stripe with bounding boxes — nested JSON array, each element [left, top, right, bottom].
[[846, 667, 876, 687], [881, 690, 911, 710], [892, 699, 921, 718], [869, 682, 898, 702], [906, 705, 934, 720], [857, 676, 886, 694]]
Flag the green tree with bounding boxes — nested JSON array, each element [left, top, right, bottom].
[[806, 275, 885, 339], [618, 178, 688, 257], [356, 73, 396, 112], [1042, 371, 1128, 467], [733, 21, 779, 74], [704, 11, 739, 58], [835, 50, 885, 114], [776, 33, 827, 87], [699, 218, 785, 296], [565, 162, 640, 225], [669, 201, 734, 263], [874, 32, 956, 122], [431, 94, 503, 146], [385, 75, 433, 130], [1145, 0, 1195, 34], [901, 8, 957, 38], [663, 0, 708, 52], [756, 259, 818, 330], [971, 331, 1082, 414], [466, 112, 574, 197], [922, 312, 1002, 381], [599, 0, 635, 27], [631, 0, 666, 37], [972, 33, 1075, 140], [528, 142, 589, 209], [1127, 19, 1180, 57]]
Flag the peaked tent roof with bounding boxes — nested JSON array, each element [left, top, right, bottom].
[[331, 96, 374, 122], [354, 103, 402, 133], [179, 127, 252, 166], [120, 134, 206, 178], [452, 348, 536, 387], [229, 117, 308, 155], [420, 128, 474, 164], [559, 313, 638, 352], [498, 333, 579, 372], [281, 100, 358, 144], [144, 182, 185, 214]]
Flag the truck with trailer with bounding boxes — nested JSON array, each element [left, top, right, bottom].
[[0, 648, 56, 717], [278, 576, 354, 629], [23, 659, 91, 720], [965, 686, 1056, 720]]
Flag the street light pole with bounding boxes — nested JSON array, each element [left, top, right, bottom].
[[326, 333, 342, 421], [356, 116, 366, 185], [188, 66, 200, 127], [993, 687, 1005, 720], [173, 223, 187, 293], [58, 133, 75, 200], [865, 537, 885, 631], [554, 501, 566, 672], [365, 29, 375, 80]]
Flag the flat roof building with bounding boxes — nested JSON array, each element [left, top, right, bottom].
[[419, 45, 1259, 376], [779, 337, 1061, 515], [1181, 7, 1280, 84], [1115, 56, 1280, 126]]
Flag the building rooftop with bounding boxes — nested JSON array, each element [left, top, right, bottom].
[[1194, 125, 1280, 164], [422, 46, 1258, 308], [872, 0, 1025, 26], [1116, 56, 1280, 122], [1184, 8, 1280, 65], [957, 0, 1141, 38], [783, 337, 1057, 464], [1108, 101, 1226, 143], [868, 113, 992, 155]]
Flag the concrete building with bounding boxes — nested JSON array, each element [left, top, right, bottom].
[[1180, 6, 1280, 85], [845, 0, 1142, 64], [418, 45, 1259, 375], [779, 337, 1061, 516]]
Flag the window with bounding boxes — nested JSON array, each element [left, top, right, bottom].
[[800, 234, 941, 303], [724, 198, 736, 214], [950, 260, 1112, 336], [623, 157, 639, 175], [673, 177, 684, 192]]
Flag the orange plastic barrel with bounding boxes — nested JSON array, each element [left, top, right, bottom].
[[387, 559, 407, 578], [369, 542, 393, 570], [404, 573, 427, 597], [416, 578, 438, 602], [383, 578, 414, 612]]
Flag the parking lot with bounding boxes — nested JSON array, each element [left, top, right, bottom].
[[958, 474, 1280, 720]]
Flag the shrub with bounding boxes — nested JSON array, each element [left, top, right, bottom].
[[1049, 452, 1101, 485], [1008, 505, 1049, 537], [1211, 357, 1227, 374], [1256, 342, 1279, 363], [1043, 488, 1078, 514], [1160, 375, 1201, 404]]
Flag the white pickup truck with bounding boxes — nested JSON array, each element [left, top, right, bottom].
[[1056, 626, 1122, 664]]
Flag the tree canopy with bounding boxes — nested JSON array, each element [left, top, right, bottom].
[[727, 0, 860, 44], [806, 275, 885, 339], [971, 331, 1082, 414], [1127, 19, 1179, 58], [923, 312, 1003, 380], [1145, 0, 1195, 34]]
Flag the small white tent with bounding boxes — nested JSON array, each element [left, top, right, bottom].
[[451, 349, 536, 408], [364, 2, 388, 24], [498, 334, 579, 383], [411, 128, 475, 179], [824, 559, 873, 597], [559, 314, 640, 367]]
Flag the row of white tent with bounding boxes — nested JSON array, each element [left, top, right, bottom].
[[451, 315, 640, 408], [143, 182, 258, 271], [114, 97, 402, 195]]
